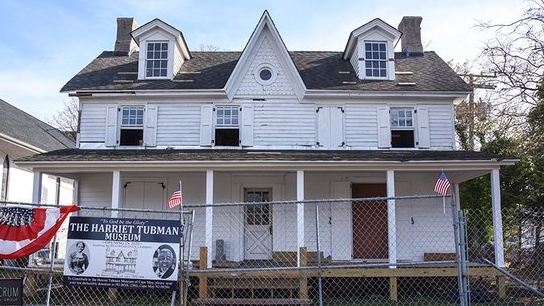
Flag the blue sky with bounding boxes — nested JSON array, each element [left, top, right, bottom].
[[0, 0, 528, 122]]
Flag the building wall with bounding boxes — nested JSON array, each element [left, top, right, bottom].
[[77, 99, 455, 150]]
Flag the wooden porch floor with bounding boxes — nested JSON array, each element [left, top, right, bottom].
[[191, 247, 506, 305]]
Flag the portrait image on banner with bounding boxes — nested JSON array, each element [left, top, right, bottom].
[[63, 216, 182, 291]]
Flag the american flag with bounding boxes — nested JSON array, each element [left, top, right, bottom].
[[434, 171, 451, 195], [0, 205, 79, 259], [168, 189, 182, 209]]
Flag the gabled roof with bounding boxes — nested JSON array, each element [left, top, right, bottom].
[[342, 18, 402, 60], [223, 10, 306, 101], [60, 12, 470, 96], [131, 18, 191, 60], [0, 99, 75, 153], [60, 51, 470, 93]]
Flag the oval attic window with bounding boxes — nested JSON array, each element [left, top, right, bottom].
[[255, 65, 276, 85], [259, 68, 272, 81]]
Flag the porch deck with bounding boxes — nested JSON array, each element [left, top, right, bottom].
[[191, 247, 506, 305]]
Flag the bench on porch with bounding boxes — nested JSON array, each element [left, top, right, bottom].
[[194, 247, 313, 305]]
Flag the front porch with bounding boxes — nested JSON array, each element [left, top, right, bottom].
[[192, 246, 505, 305]]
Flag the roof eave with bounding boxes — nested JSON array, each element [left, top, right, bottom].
[[0, 132, 46, 154], [303, 89, 471, 100], [16, 158, 518, 174]]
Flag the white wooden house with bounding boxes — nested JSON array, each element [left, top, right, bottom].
[[1, 98, 75, 263], [16, 12, 516, 269]]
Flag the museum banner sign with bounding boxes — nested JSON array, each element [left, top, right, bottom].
[[63, 216, 182, 291]]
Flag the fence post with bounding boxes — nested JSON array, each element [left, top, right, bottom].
[[390, 277, 398, 301], [299, 246, 308, 300], [199, 246, 208, 299], [315, 202, 324, 306], [451, 194, 469, 306], [458, 210, 471, 305]]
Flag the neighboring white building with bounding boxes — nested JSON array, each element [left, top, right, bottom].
[[17, 12, 516, 268], [0, 98, 75, 263]]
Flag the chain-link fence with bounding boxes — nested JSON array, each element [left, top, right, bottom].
[[1, 197, 543, 306]]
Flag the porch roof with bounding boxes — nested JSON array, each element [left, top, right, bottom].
[[15, 149, 517, 182]]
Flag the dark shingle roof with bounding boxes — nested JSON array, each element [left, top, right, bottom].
[[0, 99, 75, 151], [17, 148, 514, 163], [61, 51, 470, 93]]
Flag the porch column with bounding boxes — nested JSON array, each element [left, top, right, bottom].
[[386, 170, 397, 266], [32, 171, 42, 203], [73, 180, 80, 206], [297, 170, 304, 267], [111, 171, 121, 218], [490, 169, 505, 267], [205, 170, 214, 268]]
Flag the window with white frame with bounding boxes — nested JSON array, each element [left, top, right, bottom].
[[390, 108, 414, 148], [215, 106, 239, 146], [365, 42, 387, 78], [120, 106, 144, 146], [145, 42, 168, 78]]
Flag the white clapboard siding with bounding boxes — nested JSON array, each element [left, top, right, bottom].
[[78, 173, 113, 209], [344, 104, 380, 149], [409, 197, 455, 260], [349, 45, 360, 77], [252, 100, 316, 147], [79, 104, 108, 143], [156, 104, 202, 146]]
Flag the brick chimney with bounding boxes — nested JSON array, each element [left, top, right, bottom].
[[114, 18, 139, 55], [398, 16, 423, 55]]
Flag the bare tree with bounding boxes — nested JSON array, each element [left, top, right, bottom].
[[48, 98, 79, 139], [453, 1, 544, 147], [478, 0, 544, 109]]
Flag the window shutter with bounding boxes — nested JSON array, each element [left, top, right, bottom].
[[105, 105, 118, 147], [377, 106, 391, 148], [241, 105, 254, 147], [144, 105, 158, 147], [417, 107, 430, 148], [316, 107, 329, 147], [199, 105, 213, 146], [317, 107, 345, 148], [332, 107, 345, 147]]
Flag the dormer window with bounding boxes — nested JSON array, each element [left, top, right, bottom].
[[342, 18, 401, 81], [365, 42, 387, 78], [131, 19, 191, 81], [145, 42, 168, 78]]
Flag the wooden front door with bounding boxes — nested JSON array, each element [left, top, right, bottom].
[[244, 189, 272, 260], [352, 183, 388, 259]]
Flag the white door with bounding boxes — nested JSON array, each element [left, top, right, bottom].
[[244, 189, 272, 260], [123, 181, 166, 210]]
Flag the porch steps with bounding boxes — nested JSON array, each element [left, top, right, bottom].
[[194, 276, 312, 305]]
